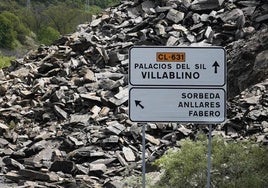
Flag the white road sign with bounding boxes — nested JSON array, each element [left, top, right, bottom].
[[128, 46, 226, 123], [129, 47, 226, 86], [129, 88, 226, 123]]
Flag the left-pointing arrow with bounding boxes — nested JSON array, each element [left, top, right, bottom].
[[135, 100, 144, 109]]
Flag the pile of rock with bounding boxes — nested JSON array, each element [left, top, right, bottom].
[[0, 0, 267, 187], [224, 78, 268, 143]]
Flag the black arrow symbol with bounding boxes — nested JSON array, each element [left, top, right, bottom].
[[135, 100, 144, 109], [212, 61, 220, 74]]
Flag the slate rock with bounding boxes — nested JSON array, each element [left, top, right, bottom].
[[191, 0, 224, 11], [0, 69, 5, 80], [54, 105, 68, 119], [166, 9, 185, 23], [122, 146, 136, 162], [0, 84, 7, 96], [5, 172, 22, 183], [89, 163, 107, 176], [18, 169, 50, 181], [106, 121, 125, 135], [253, 50, 268, 71], [2, 157, 25, 170], [220, 8, 245, 29], [50, 160, 76, 174], [0, 123, 9, 135], [70, 114, 91, 125], [0, 138, 9, 147]]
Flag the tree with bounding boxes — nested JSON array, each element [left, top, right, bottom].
[[38, 26, 60, 45], [43, 2, 85, 34], [17, 3, 46, 34], [0, 15, 16, 48], [0, 11, 30, 44]]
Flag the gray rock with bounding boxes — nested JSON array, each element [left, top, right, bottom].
[[68, 136, 84, 147], [90, 105, 101, 119], [122, 146, 136, 162], [0, 69, 5, 80], [166, 9, 185, 23], [70, 114, 91, 125], [220, 8, 245, 29], [106, 121, 125, 135], [54, 105, 68, 119], [204, 26, 214, 42], [145, 133, 160, 145], [9, 67, 30, 78], [91, 158, 117, 165], [0, 84, 7, 96], [116, 151, 128, 166], [253, 50, 268, 71], [103, 135, 119, 144], [0, 123, 9, 135], [33, 145, 54, 164], [50, 160, 76, 174], [255, 14, 268, 23], [191, 0, 224, 11], [166, 36, 179, 46], [76, 164, 89, 175], [5, 172, 22, 183], [89, 163, 107, 175], [83, 69, 96, 83], [0, 138, 9, 147], [2, 157, 25, 170], [155, 23, 166, 35], [109, 87, 129, 106], [90, 18, 102, 27], [105, 179, 125, 188], [141, 0, 155, 14], [19, 169, 50, 181]]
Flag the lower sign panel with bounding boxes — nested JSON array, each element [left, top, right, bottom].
[[129, 88, 226, 123]]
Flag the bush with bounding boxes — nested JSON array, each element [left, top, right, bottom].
[[38, 26, 60, 45], [0, 55, 14, 69], [153, 135, 268, 188]]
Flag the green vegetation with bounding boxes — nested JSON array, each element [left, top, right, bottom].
[[153, 135, 268, 188], [0, 55, 14, 69], [0, 14, 16, 49], [38, 26, 60, 45], [0, 0, 120, 55]]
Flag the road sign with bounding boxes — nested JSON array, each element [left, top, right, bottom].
[[129, 47, 226, 86], [128, 46, 226, 123], [129, 88, 226, 123]]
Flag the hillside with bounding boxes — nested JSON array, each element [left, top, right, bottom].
[[0, 0, 119, 57], [0, 0, 268, 187]]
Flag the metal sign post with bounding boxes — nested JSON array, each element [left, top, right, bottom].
[[206, 124, 213, 188], [142, 124, 146, 188]]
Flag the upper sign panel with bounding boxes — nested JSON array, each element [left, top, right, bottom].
[[129, 46, 226, 86]]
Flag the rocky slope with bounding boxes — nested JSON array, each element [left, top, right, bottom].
[[0, 0, 267, 187]]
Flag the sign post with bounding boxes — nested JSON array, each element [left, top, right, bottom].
[[207, 124, 213, 188], [128, 46, 226, 188]]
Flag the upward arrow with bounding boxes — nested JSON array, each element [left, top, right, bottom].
[[212, 61, 220, 74]]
